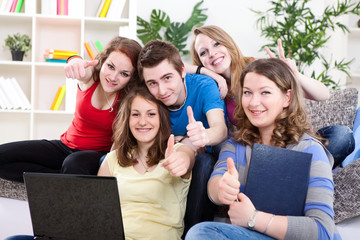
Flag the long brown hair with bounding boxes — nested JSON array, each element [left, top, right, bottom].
[[190, 25, 254, 97], [233, 58, 315, 148], [92, 36, 142, 96], [112, 86, 172, 167]]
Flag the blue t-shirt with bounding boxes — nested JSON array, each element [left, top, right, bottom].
[[169, 73, 226, 141]]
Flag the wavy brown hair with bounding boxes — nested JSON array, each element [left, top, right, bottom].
[[233, 58, 316, 148], [112, 86, 171, 167], [190, 25, 254, 98], [91, 36, 142, 104]]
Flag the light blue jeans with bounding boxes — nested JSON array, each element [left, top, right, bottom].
[[185, 221, 274, 240]]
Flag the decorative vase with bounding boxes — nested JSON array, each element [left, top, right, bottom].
[[11, 50, 25, 61]]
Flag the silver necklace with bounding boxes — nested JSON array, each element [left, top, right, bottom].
[[137, 152, 150, 172], [104, 92, 114, 112]]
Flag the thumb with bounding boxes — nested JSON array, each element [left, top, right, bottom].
[[227, 157, 238, 178], [165, 134, 175, 158], [187, 106, 196, 124], [84, 59, 99, 68]]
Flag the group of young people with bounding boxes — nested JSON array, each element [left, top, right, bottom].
[[1, 24, 352, 240]]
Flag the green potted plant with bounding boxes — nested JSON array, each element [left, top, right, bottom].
[[137, 0, 207, 56], [252, 0, 360, 89], [4, 33, 32, 61]]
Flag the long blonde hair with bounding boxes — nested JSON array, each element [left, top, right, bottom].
[[190, 25, 254, 97]]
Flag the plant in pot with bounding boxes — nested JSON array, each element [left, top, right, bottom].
[[252, 0, 360, 89], [137, 0, 207, 56], [4, 33, 32, 61]]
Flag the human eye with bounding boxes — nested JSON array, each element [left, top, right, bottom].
[[107, 64, 115, 70], [121, 72, 129, 77], [243, 90, 252, 95], [146, 81, 157, 87], [214, 42, 220, 47], [148, 112, 157, 117], [199, 50, 206, 57], [262, 91, 271, 95]]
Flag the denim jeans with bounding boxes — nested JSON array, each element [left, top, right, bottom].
[[317, 125, 355, 168], [182, 152, 217, 238], [185, 221, 274, 240]]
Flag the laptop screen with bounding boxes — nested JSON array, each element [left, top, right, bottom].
[[23, 172, 124, 240]]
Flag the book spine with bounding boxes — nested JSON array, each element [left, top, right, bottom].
[[45, 58, 67, 63], [94, 40, 103, 52], [96, 0, 106, 17], [50, 86, 62, 110], [57, 0, 60, 15], [99, 0, 111, 18], [45, 49, 79, 55], [10, 77, 31, 109], [53, 85, 66, 110], [14, 0, 23, 13], [84, 42, 95, 60], [10, 0, 18, 12], [64, 0, 68, 15]]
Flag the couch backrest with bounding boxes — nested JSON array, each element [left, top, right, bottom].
[[305, 88, 358, 131]]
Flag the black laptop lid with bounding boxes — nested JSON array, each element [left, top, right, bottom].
[[23, 172, 124, 240]]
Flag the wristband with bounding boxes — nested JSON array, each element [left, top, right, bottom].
[[264, 214, 275, 235], [66, 55, 83, 63], [196, 65, 203, 74]]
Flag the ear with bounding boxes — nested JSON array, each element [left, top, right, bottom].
[[181, 64, 186, 79], [283, 89, 291, 108]]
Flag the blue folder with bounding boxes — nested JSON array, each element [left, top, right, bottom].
[[244, 143, 312, 216]]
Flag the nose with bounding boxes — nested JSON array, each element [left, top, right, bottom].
[[139, 115, 146, 126], [249, 94, 260, 107], [158, 82, 166, 95], [109, 71, 119, 81]]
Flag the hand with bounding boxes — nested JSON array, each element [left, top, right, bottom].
[[218, 158, 240, 205], [213, 75, 228, 99], [228, 193, 256, 227], [64, 59, 98, 80], [162, 135, 189, 177], [265, 39, 299, 76], [186, 106, 209, 149]]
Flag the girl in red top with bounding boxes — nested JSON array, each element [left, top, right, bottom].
[[0, 36, 142, 182]]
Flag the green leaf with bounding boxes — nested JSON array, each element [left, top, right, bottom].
[[150, 9, 170, 31], [137, 16, 162, 45], [185, 0, 208, 29], [164, 22, 190, 54]]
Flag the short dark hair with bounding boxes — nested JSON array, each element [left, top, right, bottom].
[[137, 40, 183, 82]]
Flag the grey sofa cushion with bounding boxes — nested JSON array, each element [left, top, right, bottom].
[[305, 88, 358, 131], [333, 158, 360, 223], [0, 178, 27, 201]]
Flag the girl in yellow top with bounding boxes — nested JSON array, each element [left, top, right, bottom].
[[98, 86, 195, 240]]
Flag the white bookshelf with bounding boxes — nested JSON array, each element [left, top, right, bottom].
[[0, 0, 137, 144]]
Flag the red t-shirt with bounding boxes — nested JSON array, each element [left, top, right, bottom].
[[61, 81, 118, 151]]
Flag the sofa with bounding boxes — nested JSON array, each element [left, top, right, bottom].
[[1, 87, 360, 223]]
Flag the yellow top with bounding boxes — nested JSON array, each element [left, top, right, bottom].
[[106, 144, 191, 240]]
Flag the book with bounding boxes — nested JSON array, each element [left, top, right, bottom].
[[45, 49, 78, 55], [42, 0, 57, 15], [106, 0, 125, 19], [10, 0, 17, 12], [95, 0, 106, 17], [84, 42, 95, 60], [94, 40, 103, 52], [64, 0, 68, 15], [0, 77, 13, 109], [244, 143, 313, 216], [9, 77, 31, 110], [1, 0, 13, 12], [6, 77, 22, 109], [53, 85, 66, 110], [99, 0, 111, 18], [90, 41, 99, 56], [44, 53, 72, 60], [45, 58, 67, 63], [50, 86, 62, 110], [14, 0, 23, 13]]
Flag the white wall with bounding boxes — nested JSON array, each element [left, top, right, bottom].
[[136, 0, 348, 85]]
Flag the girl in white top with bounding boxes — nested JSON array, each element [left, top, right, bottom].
[[97, 86, 195, 240]]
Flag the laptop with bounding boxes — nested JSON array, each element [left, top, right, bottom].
[[23, 172, 125, 240], [244, 143, 312, 216]]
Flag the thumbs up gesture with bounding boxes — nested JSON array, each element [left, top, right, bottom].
[[186, 106, 209, 149], [218, 157, 240, 205], [64, 58, 99, 80], [162, 134, 190, 177]]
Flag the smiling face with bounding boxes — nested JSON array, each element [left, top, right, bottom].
[[99, 51, 134, 93], [129, 95, 160, 146], [143, 59, 186, 109], [194, 33, 232, 78], [242, 72, 290, 136]]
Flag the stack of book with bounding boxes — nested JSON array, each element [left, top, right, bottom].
[[96, 0, 126, 18], [0, 76, 31, 110], [0, 0, 24, 13], [44, 49, 79, 63], [84, 40, 103, 60], [41, 0, 84, 17]]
